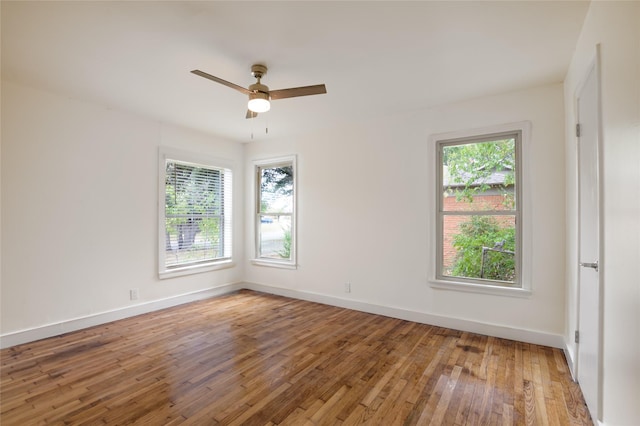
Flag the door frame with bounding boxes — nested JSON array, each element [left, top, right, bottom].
[[574, 44, 604, 423]]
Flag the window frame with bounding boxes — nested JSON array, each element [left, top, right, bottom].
[[252, 155, 297, 269], [158, 147, 234, 279], [429, 122, 532, 297]]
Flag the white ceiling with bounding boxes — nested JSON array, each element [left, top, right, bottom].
[[1, 1, 589, 143]]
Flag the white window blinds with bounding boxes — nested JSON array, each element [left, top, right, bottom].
[[163, 159, 232, 270]]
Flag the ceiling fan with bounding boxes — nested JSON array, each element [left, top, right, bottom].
[[191, 64, 327, 119]]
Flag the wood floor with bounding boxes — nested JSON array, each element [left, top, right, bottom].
[[1, 290, 592, 425]]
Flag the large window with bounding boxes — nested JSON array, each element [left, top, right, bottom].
[[436, 130, 522, 288], [159, 149, 232, 278], [254, 156, 296, 267]]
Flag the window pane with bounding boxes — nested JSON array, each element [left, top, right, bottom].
[[167, 163, 223, 215], [442, 138, 516, 211], [259, 215, 292, 260], [256, 159, 295, 263], [260, 166, 293, 214], [442, 214, 516, 283], [165, 216, 222, 268]]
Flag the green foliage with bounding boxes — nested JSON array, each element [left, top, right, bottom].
[[260, 165, 293, 218], [443, 139, 515, 207], [261, 166, 293, 196], [166, 163, 222, 215], [451, 216, 515, 282], [278, 227, 292, 259]]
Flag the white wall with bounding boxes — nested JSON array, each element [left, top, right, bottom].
[[244, 83, 566, 344], [1, 80, 567, 348], [1, 81, 244, 337], [564, 2, 640, 424]]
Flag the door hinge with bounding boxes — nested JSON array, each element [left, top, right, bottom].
[[576, 123, 581, 138], [575, 330, 580, 344]]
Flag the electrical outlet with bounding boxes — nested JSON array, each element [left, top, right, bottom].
[[130, 288, 139, 301], [344, 282, 351, 293]]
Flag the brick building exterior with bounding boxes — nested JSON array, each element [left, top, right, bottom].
[[442, 190, 514, 272]]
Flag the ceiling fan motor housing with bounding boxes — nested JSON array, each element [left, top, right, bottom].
[[249, 82, 270, 97], [251, 64, 268, 79]]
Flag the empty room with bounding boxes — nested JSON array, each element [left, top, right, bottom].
[[1, 1, 638, 425]]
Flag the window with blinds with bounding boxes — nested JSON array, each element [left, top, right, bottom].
[[159, 151, 232, 277]]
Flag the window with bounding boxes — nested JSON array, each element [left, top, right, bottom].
[[253, 156, 296, 268], [159, 148, 232, 278], [436, 130, 523, 289]]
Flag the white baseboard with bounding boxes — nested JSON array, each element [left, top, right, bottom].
[[243, 282, 565, 349], [0, 281, 565, 350], [0, 282, 243, 349], [563, 341, 577, 380]]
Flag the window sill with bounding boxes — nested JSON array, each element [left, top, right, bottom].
[[429, 279, 531, 298], [159, 260, 235, 280], [251, 259, 297, 270]]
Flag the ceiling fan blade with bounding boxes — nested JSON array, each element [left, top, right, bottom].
[[246, 110, 258, 119], [191, 70, 251, 95], [269, 84, 327, 100]]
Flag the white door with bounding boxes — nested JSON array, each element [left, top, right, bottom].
[[577, 62, 601, 422]]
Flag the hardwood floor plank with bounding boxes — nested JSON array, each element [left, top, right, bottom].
[[452, 361, 477, 426], [278, 406, 307, 426], [341, 402, 373, 425], [416, 373, 448, 425], [531, 346, 551, 425], [513, 341, 526, 424], [428, 365, 463, 425], [1, 290, 592, 425], [308, 383, 349, 424]]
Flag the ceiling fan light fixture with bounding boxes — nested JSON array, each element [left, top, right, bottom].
[[248, 92, 270, 113]]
